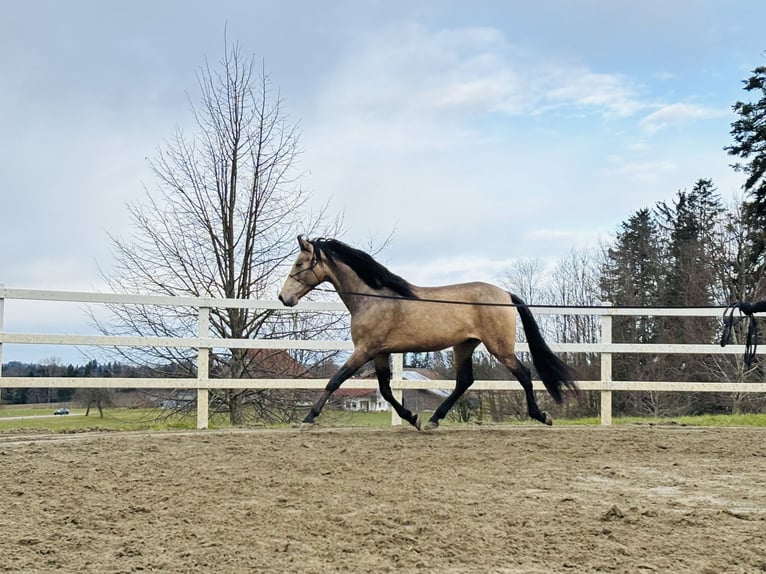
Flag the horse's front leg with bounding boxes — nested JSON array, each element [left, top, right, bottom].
[[303, 350, 370, 424], [373, 353, 419, 429]]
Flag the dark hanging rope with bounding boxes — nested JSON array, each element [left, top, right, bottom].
[[720, 303, 739, 347], [720, 302, 758, 368], [313, 286, 730, 310], [308, 282, 763, 367], [311, 286, 762, 364]]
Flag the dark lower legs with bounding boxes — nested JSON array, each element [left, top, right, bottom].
[[374, 354, 419, 428], [303, 344, 551, 430], [483, 339, 552, 425], [508, 360, 552, 425], [303, 352, 368, 424], [303, 351, 418, 429], [425, 340, 479, 430]]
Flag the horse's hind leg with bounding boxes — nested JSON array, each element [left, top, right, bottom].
[[485, 343, 551, 425], [374, 354, 419, 429], [507, 358, 552, 425], [425, 339, 480, 431]]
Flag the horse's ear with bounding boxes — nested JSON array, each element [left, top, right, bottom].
[[297, 235, 312, 252]]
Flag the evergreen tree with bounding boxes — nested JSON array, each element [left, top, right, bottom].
[[602, 209, 663, 313], [654, 181, 724, 410], [601, 209, 664, 404], [656, 179, 723, 311], [725, 64, 766, 284]]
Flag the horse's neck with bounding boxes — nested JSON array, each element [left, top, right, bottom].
[[326, 263, 376, 314]]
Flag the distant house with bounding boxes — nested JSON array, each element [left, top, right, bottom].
[[243, 349, 310, 378], [159, 389, 196, 410], [335, 368, 450, 413], [401, 369, 451, 412], [243, 348, 317, 406], [335, 389, 390, 412]]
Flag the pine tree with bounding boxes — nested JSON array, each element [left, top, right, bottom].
[[725, 64, 766, 278], [656, 179, 723, 311], [602, 209, 663, 314], [601, 209, 664, 389], [654, 181, 724, 406]]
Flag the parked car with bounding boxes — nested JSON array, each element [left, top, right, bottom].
[[53, 408, 70, 415]]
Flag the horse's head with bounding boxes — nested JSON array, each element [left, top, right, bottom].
[[278, 236, 326, 307]]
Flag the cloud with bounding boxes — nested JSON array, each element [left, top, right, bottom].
[[640, 102, 727, 133], [304, 21, 655, 246], [322, 22, 648, 124], [395, 255, 519, 286], [532, 68, 647, 118], [303, 23, 683, 289], [599, 157, 678, 183], [0, 119, 156, 287]]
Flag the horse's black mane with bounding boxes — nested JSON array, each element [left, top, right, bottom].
[[311, 238, 416, 299]]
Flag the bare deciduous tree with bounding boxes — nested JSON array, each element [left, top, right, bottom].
[[502, 257, 547, 305], [546, 248, 602, 417], [98, 43, 344, 424]]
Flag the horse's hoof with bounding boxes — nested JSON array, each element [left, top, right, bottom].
[[422, 420, 439, 432], [300, 422, 319, 431], [413, 414, 423, 431], [542, 411, 553, 426]]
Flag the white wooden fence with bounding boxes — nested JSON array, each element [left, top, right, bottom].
[[1, 286, 765, 428]]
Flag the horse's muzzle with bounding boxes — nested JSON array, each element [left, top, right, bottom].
[[278, 293, 297, 307]]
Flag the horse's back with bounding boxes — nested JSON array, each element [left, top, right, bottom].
[[349, 281, 517, 353], [411, 281, 518, 331], [413, 281, 512, 305]]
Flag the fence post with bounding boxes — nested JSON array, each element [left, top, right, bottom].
[[600, 302, 613, 425], [391, 353, 404, 426], [197, 305, 210, 430]]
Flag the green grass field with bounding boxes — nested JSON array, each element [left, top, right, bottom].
[[1, 404, 766, 432], [0, 405, 400, 432], [0, 407, 196, 432]]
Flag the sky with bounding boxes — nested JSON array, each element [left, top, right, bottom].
[[1, 0, 764, 363]]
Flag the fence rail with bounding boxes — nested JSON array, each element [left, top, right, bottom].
[[1, 286, 764, 428]]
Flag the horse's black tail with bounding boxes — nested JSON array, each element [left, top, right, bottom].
[[510, 293, 578, 403]]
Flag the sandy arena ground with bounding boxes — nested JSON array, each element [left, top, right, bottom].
[[0, 425, 764, 573]]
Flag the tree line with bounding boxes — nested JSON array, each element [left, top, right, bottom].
[[0, 359, 147, 406]]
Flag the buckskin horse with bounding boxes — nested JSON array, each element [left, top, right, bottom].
[[278, 236, 577, 430]]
